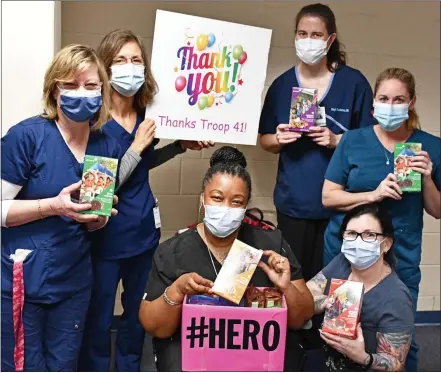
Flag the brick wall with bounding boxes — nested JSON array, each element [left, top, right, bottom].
[[61, 1, 440, 314]]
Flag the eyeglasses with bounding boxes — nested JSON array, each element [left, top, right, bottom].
[[342, 230, 384, 243], [57, 81, 102, 91], [112, 56, 144, 66]]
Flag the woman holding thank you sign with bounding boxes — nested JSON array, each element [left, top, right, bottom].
[[78, 29, 213, 372]]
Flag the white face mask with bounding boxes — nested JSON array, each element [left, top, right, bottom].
[[110, 63, 145, 97], [295, 36, 330, 65], [341, 237, 384, 270], [203, 203, 246, 238]]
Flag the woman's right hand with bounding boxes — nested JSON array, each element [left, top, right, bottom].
[[276, 124, 302, 145], [131, 118, 156, 155], [50, 181, 100, 223], [371, 173, 403, 202], [168, 273, 214, 304]]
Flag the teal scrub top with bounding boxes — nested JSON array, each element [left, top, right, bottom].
[[323, 126, 441, 289]]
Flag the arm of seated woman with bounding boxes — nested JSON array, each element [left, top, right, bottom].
[[139, 272, 213, 339], [320, 325, 411, 372], [307, 271, 329, 315], [371, 330, 412, 371]]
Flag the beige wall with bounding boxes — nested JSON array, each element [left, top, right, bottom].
[[2, 1, 61, 135], [61, 1, 440, 314]]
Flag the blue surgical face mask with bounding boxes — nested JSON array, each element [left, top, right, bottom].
[[373, 102, 409, 132], [341, 237, 383, 270], [111, 63, 145, 97], [203, 203, 246, 238], [59, 87, 102, 123]]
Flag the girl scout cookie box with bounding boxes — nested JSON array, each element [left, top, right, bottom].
[[79, 155, 118, 217]]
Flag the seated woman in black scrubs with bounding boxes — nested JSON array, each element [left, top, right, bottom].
[[139, 146, 314, 371]]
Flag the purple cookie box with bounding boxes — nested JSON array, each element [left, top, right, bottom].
[[288, 87, 318, 132]]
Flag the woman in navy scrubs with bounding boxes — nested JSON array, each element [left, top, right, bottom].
[[259, 3, 374, 281], [78, 29, 213, 372], [322, 68, 441, 371], [1, 45, 120, 371]]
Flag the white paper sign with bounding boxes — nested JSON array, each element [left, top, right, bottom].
[[146, 10, 272, 146]]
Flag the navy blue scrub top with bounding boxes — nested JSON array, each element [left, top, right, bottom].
[[259, 65, 375, 219], [1, 116, 121, 303], [92, 111, 160, 260], [324, 126, 441, 288]]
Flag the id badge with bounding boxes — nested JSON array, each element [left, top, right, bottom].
[[153, 198, 161, 229], [315, 106, 327, 126]]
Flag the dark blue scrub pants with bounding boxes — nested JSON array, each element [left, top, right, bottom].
[[78, 249, 154, 372], [1, 289, 91, 371]]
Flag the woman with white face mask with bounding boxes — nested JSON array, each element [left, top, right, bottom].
[[139, 146, 314, 371], [78, 29, 214, 372], [259, 3, 374, 284], [322, 68, 440, 371], [306, 204, 414, 372]]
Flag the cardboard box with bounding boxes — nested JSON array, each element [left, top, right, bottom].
[[79, 155, 118, 217], [181, 291, 287, 371], [212, 240, 262, 304], [322, 279, 364, 339], [288, 87, 318, 132], [394, 143, 422, 192]]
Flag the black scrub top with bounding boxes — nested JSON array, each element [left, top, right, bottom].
[[144, 223, 305, 371]]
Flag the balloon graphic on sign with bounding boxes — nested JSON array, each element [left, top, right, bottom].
[[207, 95, 214, 107], [197, 34, 209, 51], [238, 51, 248, 65], [225, 92, 233, 103], [175, 76, 187, 92], [198, 96, 208, 110], [207, 33, 216, 47], [232, 45, 243, 60]]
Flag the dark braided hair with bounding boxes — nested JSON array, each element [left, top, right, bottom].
[[202, 146, 252, 198]]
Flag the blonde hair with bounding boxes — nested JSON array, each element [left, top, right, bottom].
[[374, 68, 421, 130], [42, 44, 111, 131], [97, 29, 158, 111]]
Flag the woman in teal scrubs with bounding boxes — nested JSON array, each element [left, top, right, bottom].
[[322, 68, 440, 372]]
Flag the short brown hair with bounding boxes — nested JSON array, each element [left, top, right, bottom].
[[374, 68, 421, 131], [97, 29, 158, 111], [42, 44, 111, 131]]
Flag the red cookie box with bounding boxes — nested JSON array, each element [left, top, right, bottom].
[[322, 279, 364, 339]]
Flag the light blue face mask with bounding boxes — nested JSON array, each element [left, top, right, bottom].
[[203, 203, 246, 238], [373, 102, 409, 132], [111, 63, 145, 97], [341, 237, 384, 270]]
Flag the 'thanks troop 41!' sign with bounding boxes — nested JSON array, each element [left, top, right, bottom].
[[146, 10, 272, 146], [181, 293, 287, 371]]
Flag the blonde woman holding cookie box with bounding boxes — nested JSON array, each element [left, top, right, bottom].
[[1, 45, 121, 371], [322, 68, 440, 371]]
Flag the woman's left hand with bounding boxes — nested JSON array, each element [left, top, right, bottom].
[[409, 151, 433, 180], [258, 250, 291, 291], [179, 140, 215, 151], [320, 324, 369, 366]]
